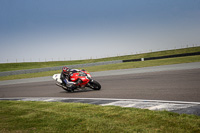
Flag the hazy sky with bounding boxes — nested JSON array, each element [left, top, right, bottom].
[[0, 0, 200, 63]]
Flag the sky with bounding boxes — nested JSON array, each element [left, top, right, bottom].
[[0, 0, 200, 63]]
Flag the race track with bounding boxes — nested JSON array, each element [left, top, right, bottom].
[[0, 64, 200, 102]]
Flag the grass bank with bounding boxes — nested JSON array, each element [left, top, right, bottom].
[[0, 101, 200, 132], [83, 55, 200, 72], [0, 55, 200, 81], [0, 46, 200, 72]]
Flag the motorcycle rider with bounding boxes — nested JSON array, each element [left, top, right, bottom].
[[60, 66, 82, 87]]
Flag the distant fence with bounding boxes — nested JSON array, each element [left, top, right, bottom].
[[0, 60, 122, 76], [123, 52, 200, 62], [1, 52, 200, 77]]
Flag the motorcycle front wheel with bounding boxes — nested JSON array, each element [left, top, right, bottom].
[[89, 80, 101, 90]]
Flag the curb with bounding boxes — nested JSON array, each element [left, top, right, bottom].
[[1, 97, 200, 116]]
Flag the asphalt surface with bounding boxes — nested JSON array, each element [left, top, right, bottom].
[[0, 68, 200, 102], [0, 62, 200, 115]]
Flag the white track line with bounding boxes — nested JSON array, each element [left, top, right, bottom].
[[1, 97, 199, 112], [1, 97, 200, 104]]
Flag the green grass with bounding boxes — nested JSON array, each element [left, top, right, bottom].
[[0, 101, 200, 132], [0, 55, 200, 81], [1, 46, 200, 72], [83, 55, 200, 72]]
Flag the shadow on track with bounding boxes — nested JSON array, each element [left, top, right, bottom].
[[59, 88, 99, 93]]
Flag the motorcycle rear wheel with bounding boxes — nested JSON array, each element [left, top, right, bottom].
[[89, 80, 101, 90]]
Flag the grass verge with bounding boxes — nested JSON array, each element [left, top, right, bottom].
[[0, 55, 200, 81], [0, 46, 200, 72], [83, 55, 200, 72], [0, 101, 200, 132]]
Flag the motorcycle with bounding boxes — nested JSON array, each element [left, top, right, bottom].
[[52, 70, 101, 92]]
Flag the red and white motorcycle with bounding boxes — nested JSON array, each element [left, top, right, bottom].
[[52, 70, 101, 92]]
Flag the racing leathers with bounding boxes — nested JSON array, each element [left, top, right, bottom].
[[60, 69, 80, 86]]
